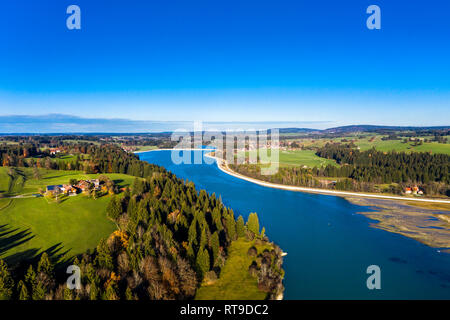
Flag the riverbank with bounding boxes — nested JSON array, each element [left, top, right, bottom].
[[206, 154, 450, 205], [203, 154, 450, 251], [136, 149, 450, 204]]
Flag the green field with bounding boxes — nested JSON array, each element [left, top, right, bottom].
[[0, 167, 139, 265], [0, 196, 116, 265], [134, 145, 158, 152], [353, 136, 450, 154], [286, 135, 450, 155], [239, 149, 338, 168], [195, 239, 271, 300]]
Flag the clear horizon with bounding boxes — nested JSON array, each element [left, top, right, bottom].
[[0, 113, 448, 133], [1, 1, 450, 127]]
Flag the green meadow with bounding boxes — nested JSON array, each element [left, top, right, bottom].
[[195, 239, 271, 300], [0, 196, 116, 265], [353, 137, 450, 154], [134, 145, 159, 152], [0, 167, 138, 265], [286, 135, 450, 155], [276, 149, 338, 167], [238, 149, 338, 168]]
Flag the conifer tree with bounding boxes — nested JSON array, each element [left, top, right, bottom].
[[37, 252, 54, 277], [211, 232, 220, 263], [236, 215, 246, 238], [0, 260, 14, 300], [196, 248, 210, 279], [247, 213, 260, 236], [17, 280, 29, 300], [188, 219, 198, 246], [199, 227, 208, 250], [107, 195, 122, 220], [225, 215, 237, 241]]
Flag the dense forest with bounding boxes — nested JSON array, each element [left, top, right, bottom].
[[0, 142, 166, 177], [316, 144, 449, 185], [0, 141, 284, 300]]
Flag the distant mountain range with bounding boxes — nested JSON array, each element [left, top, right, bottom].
[[0, 114, 329, 134], [0, 114, 448, 134], [323, 125, 450, 133], [277, 125, 450, 134]]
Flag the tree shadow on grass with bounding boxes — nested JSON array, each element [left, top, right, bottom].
[[0, 224, 35, 256], [4, 242, 72, 277], [1, 223, 72, 269], [113, 179, 124, 186]]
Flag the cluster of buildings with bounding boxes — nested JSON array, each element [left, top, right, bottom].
[[49, 147, 62, 155], [404, 186, 424, 195], [122, 146, 137, 153], [45, 179, 101, 197]]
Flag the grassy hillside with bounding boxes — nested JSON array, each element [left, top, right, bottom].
[[195, 239, 272, 300], [0, 167, 136, 196], [0, 167, 139, 265], [0, 196, 116, 265]]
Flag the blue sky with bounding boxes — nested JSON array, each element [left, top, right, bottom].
[[1, 0, 449, 129]]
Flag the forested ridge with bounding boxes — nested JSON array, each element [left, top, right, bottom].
[[0, 142, 165, 176]]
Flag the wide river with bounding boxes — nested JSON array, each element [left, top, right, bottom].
[[139, 150, 450, 299]]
